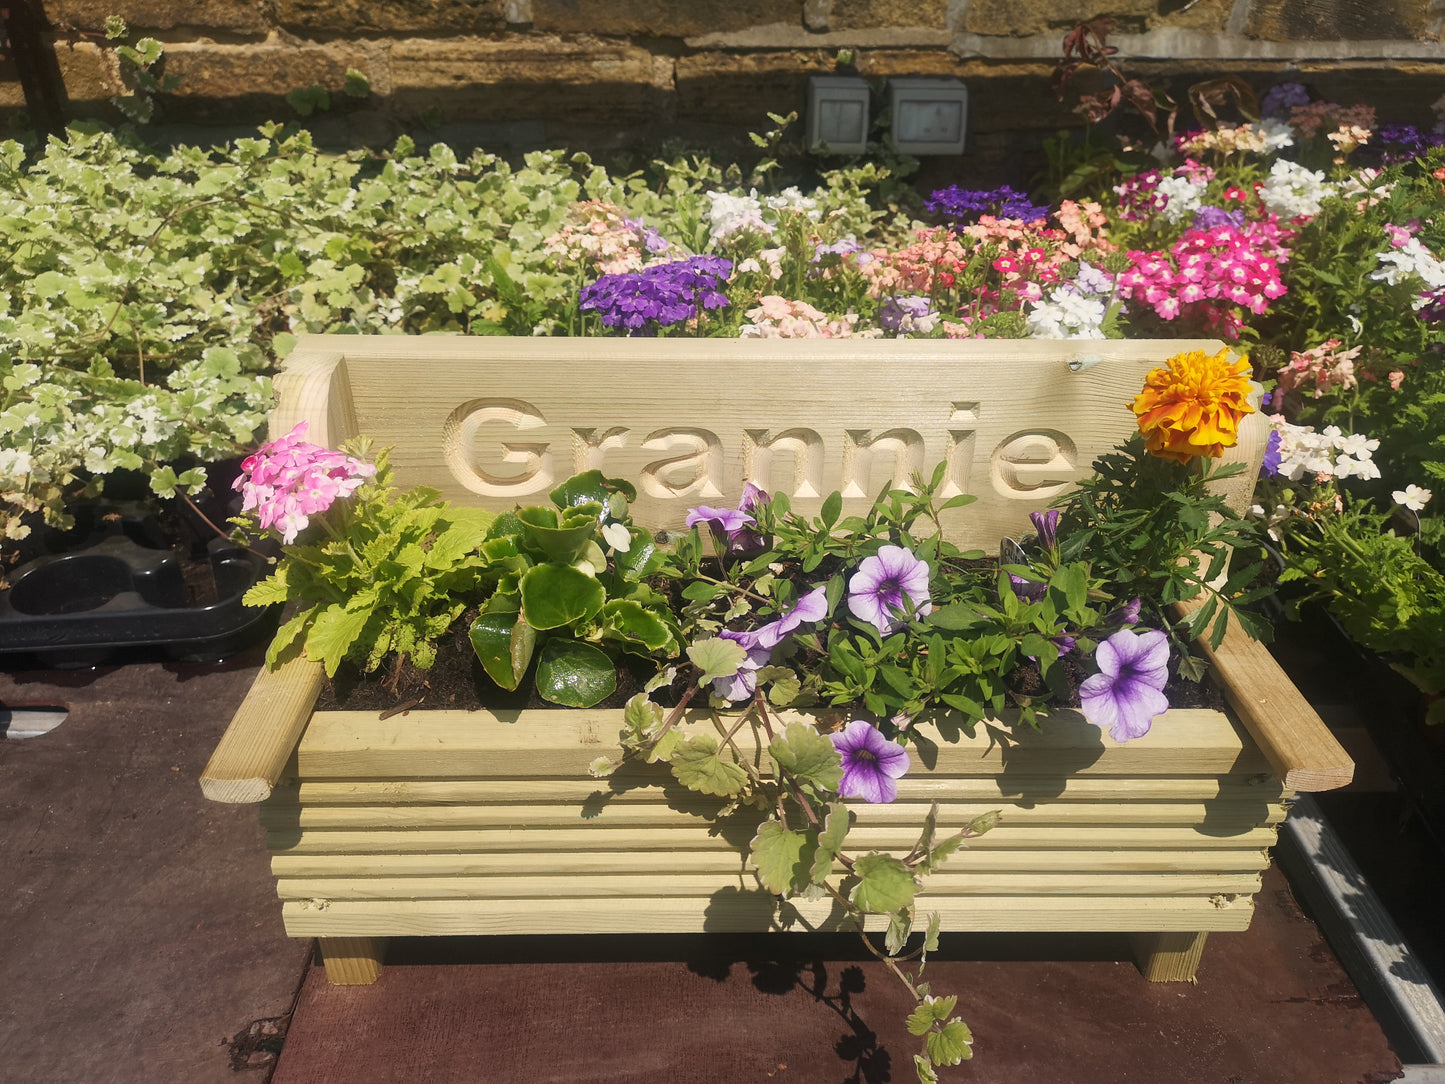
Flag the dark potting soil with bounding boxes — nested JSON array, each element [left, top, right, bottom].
[[317, 605, 1227, 721]]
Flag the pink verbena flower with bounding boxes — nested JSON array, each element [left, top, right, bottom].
[[234, 423, 376, 544]]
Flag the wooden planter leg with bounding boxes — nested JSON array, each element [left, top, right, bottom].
[[1130, 931, 1208, 983], [318, 937, 388, 985]]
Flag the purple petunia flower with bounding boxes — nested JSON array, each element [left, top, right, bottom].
[[831, 719, 911, 803], [848, 545, 931, 635], [579, 255, 733, 336], [711, 629, 773, 702], [686, 482, 769, 556], [926, 184, 1051, 225], [1102, 597, 1143, 629], [753, 585, 829, 650], [1079, 628, 1171, 742], [1029, 509, 1060, 555]]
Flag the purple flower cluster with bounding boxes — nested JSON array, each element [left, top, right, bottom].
[[1260, 428, 1284, 477], [926, 185, 1050, 225], [579, 255, 733, 335], [1261, 81, 1310, 118], [1190, 205, 1246, 233]]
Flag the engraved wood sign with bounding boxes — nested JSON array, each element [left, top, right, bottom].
[[273, 336, 1262, 553]]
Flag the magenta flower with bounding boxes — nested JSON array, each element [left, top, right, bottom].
[[711, 630, 772, 702], [685, 482, 768, 555], [234, 423, 375, 545], [1078, 628, 1171, 742], [831, 719, 911, 804], [847, 545, 931, 635]]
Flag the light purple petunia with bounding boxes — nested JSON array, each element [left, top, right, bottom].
[[753, 585, 829, 650], [831, 719, 911, 804], [847, 545, 932, 635], [685, 482, 769, 556], [1078, 628, 1171, 742], [711, 630, 773, 702]]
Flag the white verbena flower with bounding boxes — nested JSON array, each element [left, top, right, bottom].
[[1259, 159, 1334, 219], [1393, 484, 1433, 511]]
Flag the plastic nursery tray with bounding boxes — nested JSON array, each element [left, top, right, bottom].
[[0, 532, 278, 669]]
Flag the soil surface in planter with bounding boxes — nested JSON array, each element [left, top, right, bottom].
[[317, 607, 1228, 720]]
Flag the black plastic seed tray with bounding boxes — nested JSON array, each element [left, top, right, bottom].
[[0, 532, 278, 669]]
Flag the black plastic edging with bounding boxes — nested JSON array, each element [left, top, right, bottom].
[[1276, 795, 1445, 1066]]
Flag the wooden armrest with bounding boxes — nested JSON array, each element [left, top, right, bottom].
[[200, 654, 325, 803], [1174, 597, 1353, 792]]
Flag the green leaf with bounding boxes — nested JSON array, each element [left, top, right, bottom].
[[597, 599, 673, 651], [468, 610, 535, 690], [819, 491, 842, 528], [849, 853, 917, 913], [769, 723, 843, 791], [671, 735, 749, 797], [304, 600, 374, 677], [885, 910, 912, 955], [749, 821, 814, 894], [925, 603, 985, 630], [913, 1054, 940, 1084], [519, 563, 606, 630], [517, 506, 596, 564], [534, 638, 616, 707], [925, 1020, 974, 1065], [808, 802, 851, 884], [687, 636, 747, 681], [613, 526, 662, 581], [549, 469, 636, 508]]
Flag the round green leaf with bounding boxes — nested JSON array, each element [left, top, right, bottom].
[[520, 563, 606, 630], [535, 638, 616, 707], [517, 506, 595, 564], [468, 610, 534, 691]]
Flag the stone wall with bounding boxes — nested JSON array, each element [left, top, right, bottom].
[[3, 0, 1443, 165]]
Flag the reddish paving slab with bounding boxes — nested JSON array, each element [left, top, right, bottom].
[[0, 654, 311, 1083], [272, 867, 1402, 1084]]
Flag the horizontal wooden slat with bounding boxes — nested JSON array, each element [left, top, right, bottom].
[[258, 799, 1288, 832], [276, 773, 1286, 806], [294, 707, 1268, 780], [271, 847, 1272, 879], [274, 871, 1264, 902], [279, 893, 1257, 938], [267, 824, 1282, 855]]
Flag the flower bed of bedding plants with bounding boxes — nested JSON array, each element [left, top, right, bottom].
[[2, 76, 1443, 700]]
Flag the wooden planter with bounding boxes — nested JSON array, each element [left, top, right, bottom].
[[201, 336, 1354, 985]]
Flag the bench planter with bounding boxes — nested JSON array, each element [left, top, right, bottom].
[[201, 336, 1354, 986]]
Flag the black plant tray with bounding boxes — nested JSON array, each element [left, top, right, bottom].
[[0, 531, 279, 669]]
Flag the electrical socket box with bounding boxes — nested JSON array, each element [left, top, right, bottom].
[[889, 77, 968, 155], [806, 75, 871, 155]]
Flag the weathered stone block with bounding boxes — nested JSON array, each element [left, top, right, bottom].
[[277, 0, 507, 35], [963, 1, 1157, 37], [388, 36, 673, 124], [40, 0, 273, 35], [827, 0, 948, 31], [159, 39, 373, 117], [675, 51, 834, 127], [531, 0, 794, 36], [1246, 0, 1435, 41], [52, 40, 121, 104]]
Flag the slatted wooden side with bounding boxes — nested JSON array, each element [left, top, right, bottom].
[[261, 706, 1285, 940]]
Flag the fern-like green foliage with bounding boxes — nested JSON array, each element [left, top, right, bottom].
[[243, 445, 495, 676]]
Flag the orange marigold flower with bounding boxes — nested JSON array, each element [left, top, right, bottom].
[[1130, 348, 1256, 463]]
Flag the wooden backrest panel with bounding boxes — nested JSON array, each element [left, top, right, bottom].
[[272, 336, 1265, 554]]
